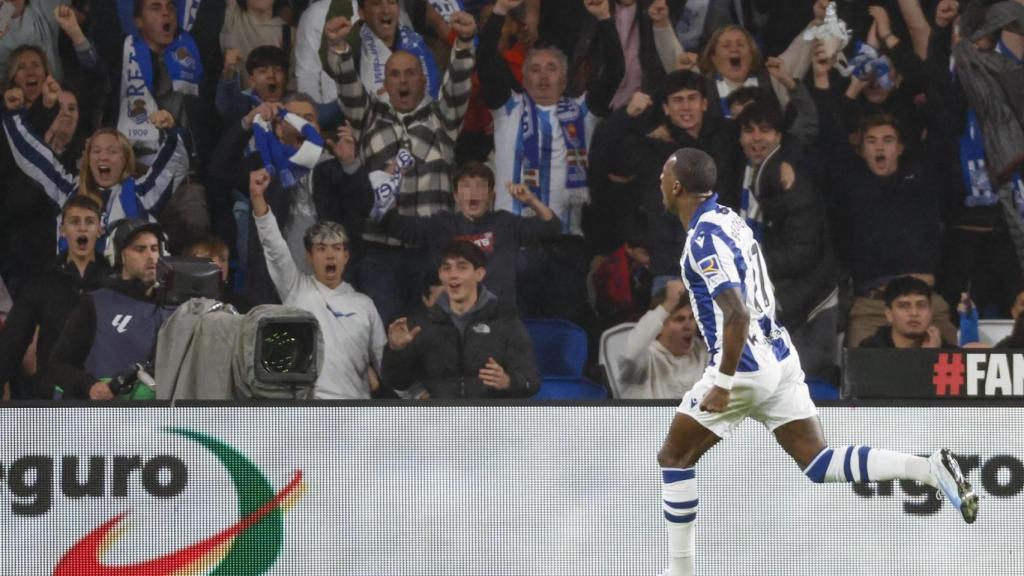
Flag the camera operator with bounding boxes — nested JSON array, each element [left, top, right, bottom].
[[46, 220, 177, 400]]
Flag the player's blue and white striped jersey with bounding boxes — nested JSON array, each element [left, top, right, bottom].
[[680, 194, 793, 373]]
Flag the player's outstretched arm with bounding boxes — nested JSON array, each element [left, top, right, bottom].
[[703, 287, 749, 412]]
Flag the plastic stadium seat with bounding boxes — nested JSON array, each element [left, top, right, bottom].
[[598, 322, 637, 399], [523, 318, 589, 378], [806, 378, 840, 400], [531, 377, 609, 400]]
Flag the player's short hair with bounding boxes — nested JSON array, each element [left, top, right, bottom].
[[61, 195, 101, 222], [736, 99, 783, 133], [658, 70, 706, 105], [245, 45, 290, 75], [439, 239, 487, 270], [671, 148, 717, 195], [303, 221, 349, 253], [883, 276, 933, 308], [454, 162, 495, 191], [185, 235, 230, 261]]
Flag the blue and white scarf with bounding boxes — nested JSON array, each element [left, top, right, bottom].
[[848, 42, 892, 90], [739, 164, 764, 241], [116, 0, 203, 153], [513, 96, 589, 216], [716, 74, 758, 118], [368, 148, 416, 222], [359, 23, 441, 99], [252, 109, 325, 189]]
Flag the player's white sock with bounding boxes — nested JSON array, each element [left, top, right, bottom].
[[662, 467, 697, 576], [803, 445, 934, 486]]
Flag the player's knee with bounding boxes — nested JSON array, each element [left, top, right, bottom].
[[657, 443, 698, 469]]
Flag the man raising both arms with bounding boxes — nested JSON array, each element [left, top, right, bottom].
[[655, 148, 978, 576]]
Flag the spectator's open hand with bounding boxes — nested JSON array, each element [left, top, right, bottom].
[[223, 48, 244, 79], [506, 181, 537, 204], [450, 11, 477, 41], [331, 121, 357, 163], [54, 5, 85, 43], [584, 0, 611, 21], [4, 86, 25, 111], [41, 75, 62, 108], [324, 16, 353, 50], [388, 318, 422, 350], [249, 168, 271, 216], [648, 0, 670, 29], [935, 0, 959, 28], [479, 357, 511, 389], [149, 109, 175, 129]]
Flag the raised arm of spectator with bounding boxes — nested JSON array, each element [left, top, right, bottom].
[[215, 48, 249, 123], [321, 16, 371, 139], [649, 0, 685, 74], [895, 0, 933, 61], [0, 290, 44, 389], [2, 83, 79, 208], [506, 183, 562, 240], [773, 0, 826, 104], [45, 295, 102, 399], [477, 0, 522, 110], [871, 6, 925, 94], [766, 56, 819, 149], [382, 317, 427, 397], [619, 280, 684, 383], [583, 0, 626, 118], [250, 168, 301, 300], [133, 111, 190, 215], [436, 13, 477, 134], [295, 0, 336, 104]]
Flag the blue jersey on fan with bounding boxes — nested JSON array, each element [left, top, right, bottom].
[[680, 194, 793, 373]]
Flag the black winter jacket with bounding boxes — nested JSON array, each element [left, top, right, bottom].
[[0, 258, 110, 398], [382, 290, 540, 399]]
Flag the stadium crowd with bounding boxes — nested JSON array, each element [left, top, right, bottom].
[[0, 0, 1022, 401]]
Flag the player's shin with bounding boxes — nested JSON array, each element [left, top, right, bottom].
[[662, 467, 697, 576], [802, 445, 933, 486]]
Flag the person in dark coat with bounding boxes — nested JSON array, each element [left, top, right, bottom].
[[379, 162, 561, 306], [382, 240, 539, 399], [0, 195, 110, 399]]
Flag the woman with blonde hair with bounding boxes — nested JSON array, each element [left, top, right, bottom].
[[1, 109, 188, 253]]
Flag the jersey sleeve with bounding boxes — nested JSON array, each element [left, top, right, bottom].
[[687, 223, 742, 298]]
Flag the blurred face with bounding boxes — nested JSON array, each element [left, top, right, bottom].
[[60, 206, 101, 261], [88, 133, 128, 188], [121, 232, 161, 285], [439, 256, 485, 306], [191, 248, 229, 283], [275, 101, 319, 147], [886, 294, 932, 342], [7, 0, 26, 18], [455, 176, 493, 219], [711, 29, 753, 83], [740, 122, 781, 165], [360, 0, 400, 45], [250, 64, 287, 102], [135, 0, 177, 51], [306, 239, 348, 289], [658, 305, 698, 355], [11, 51, 46, 103], [663, 88, 706, 134], [51, 91, 80, 135], [860, 124, 903, 177], [523, 50, 567, 106], [862, 74, 894, 105], [660, 158, 680, 214], [384, 52, 426, 113]]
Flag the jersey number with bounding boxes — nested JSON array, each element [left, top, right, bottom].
[[749, 243, 772, 314]]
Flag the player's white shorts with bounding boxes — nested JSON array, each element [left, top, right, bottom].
[[678, 354, 818, 439]]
